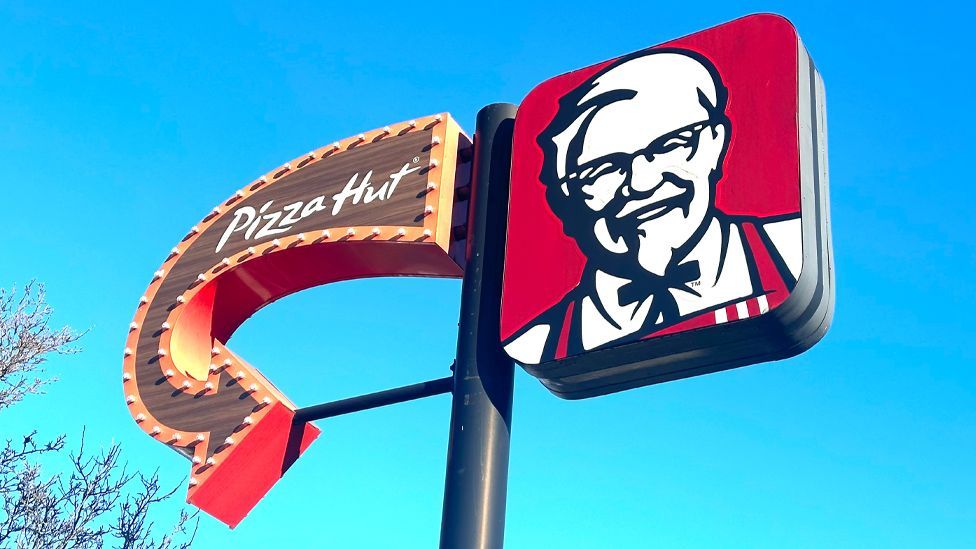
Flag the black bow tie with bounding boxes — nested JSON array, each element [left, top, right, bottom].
[[617, 260, 702, 326]]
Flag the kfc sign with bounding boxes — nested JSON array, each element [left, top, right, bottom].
[[501, 14, 834, 398], [122, 114, 471, 526]]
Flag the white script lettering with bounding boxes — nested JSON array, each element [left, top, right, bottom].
[[214, 161, 423, 253]]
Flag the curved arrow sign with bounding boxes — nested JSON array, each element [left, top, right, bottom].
[[122, 113, 471, 527]]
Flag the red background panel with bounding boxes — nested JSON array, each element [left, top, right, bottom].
[[501, 14, 801, 340]]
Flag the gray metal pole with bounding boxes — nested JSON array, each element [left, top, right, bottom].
[[439, 103, 517, 549]]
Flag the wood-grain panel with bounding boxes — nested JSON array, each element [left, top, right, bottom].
[[125, 120, 454, 461]]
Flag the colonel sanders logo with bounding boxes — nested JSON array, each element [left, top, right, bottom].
[[503, 48, 803, 364]]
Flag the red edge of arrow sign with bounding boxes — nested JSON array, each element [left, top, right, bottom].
[[187, 403, 320, 528]]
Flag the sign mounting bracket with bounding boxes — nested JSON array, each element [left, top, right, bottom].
[[293, 374, 454, 422]]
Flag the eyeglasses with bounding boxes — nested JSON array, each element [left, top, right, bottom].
[[564, 119, 718, 187]]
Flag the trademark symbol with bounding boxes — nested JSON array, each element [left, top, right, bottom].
[[413, 156, 420, 163], [690, 280, 702, 287]]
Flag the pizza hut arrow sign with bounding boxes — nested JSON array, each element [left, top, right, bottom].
[[121, 114, 471, 527]]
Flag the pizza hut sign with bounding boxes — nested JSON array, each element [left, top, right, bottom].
[[121, 114, 470, 527]]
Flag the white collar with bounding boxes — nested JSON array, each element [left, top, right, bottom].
[[580, 218, 754, 350]]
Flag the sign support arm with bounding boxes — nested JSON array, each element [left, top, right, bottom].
[[293, 375, 454, 422]]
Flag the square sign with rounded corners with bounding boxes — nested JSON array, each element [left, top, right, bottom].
[[501, 14, 834, 399]]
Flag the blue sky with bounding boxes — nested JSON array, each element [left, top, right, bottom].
[[1, 1, 974, 547]]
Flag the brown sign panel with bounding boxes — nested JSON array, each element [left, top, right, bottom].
[[122, 114, 471, 527]]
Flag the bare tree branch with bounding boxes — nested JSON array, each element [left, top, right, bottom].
[[0, 282, 82, 412], [0, 282, 198, 548]]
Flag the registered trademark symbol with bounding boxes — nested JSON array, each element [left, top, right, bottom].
[[413, 156, 420, 163]]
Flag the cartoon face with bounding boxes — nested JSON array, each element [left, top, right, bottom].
[[542, 50, 730, 277], [502, 15, 828, 399]]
